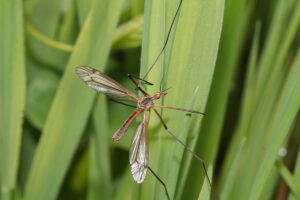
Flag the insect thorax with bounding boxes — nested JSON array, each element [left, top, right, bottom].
[[138, 97, 154, 110]]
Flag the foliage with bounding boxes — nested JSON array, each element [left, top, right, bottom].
[[0, 0, 299, 199]]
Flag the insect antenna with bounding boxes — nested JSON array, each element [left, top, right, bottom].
[[148, 166, 170, 200], [152, 108, 212, 187], [138, 0, 184, 87]]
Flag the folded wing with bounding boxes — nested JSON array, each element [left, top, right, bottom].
[[75, 66, 138, 99], [129, 111, 149, 184]]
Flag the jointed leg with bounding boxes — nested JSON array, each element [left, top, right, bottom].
[[112, 109, 142, 141], [109, 98, 137, 108], [129, 74, 154, 86], [138, 0, 184, 86], [154, 105, 206, 115], [152, 108, 212, 187], [110, 98, 137, 103], [109, 98, 136, 108], [148, 166, 170, 200], [127, 74, 150, 97]]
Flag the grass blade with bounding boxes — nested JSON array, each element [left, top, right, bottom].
[[0, 0, 26, 199], [249, 52, 300, 199], [182, 0, 254, 197], [276, 160, 300, 199], [220, 138, 247, 199], [25, 0, 64, 70], [23, 1, 125, 200], [197, 164, 213, 200], [138, 0, 225, 199], [289, 145, 300, 200], [87, 95, 111, 200]]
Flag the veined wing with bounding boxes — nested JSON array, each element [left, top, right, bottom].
[[75, 66, 139, 99], [129, 111, 150, 184]]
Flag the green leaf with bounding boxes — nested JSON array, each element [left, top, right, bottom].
[[26, 68, 59, 129], [197, 164, 213, 200], [250, 15, 300, 200], [137, 0, 225, 199], [276, 160, 300, 199], [87, 95, 111, 200], [204, 0, 254, 189], [25, 0, 67, 70], [0, 0, 26, 199], [4, 0, 300, 199], [289, 145, 300, 200], [218, 0, 300, 198], [220, 138, 247, 199], [23, 1, 125, 200]]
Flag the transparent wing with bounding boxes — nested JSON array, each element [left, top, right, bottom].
[[129, 111, 150, 184], [75, 66, 138, 99]]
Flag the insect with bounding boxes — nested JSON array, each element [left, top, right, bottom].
[[76, 0, 211, 199], [75, 66, 210, 197]]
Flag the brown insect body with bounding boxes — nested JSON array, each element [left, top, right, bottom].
[[137, 91, 166, 111]]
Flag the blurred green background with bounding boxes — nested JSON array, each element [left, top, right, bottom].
[[1, 0, 300, 199]]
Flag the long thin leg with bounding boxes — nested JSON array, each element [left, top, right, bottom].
[[112, 109, 142, 141], [152, 108, 212, 187], [148, 166, 170, 200], [109, 98, 136, 109], [127, 74, 150, 97], [154, 105, 206, 115], [139, 0, 184, 86], [110, 98, 137, 103], [129, 74, 154, 86]]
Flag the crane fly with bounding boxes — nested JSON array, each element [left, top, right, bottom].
[[75, 0, 211, 199], [75, 66, 210, 196]]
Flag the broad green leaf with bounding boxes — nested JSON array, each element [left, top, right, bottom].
[[180, 0, 252, 197], [137, 0, 225, 199], [23, 1, 125, 200]]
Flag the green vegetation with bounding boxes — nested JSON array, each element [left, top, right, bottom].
[[0, 0, 299, 199]]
